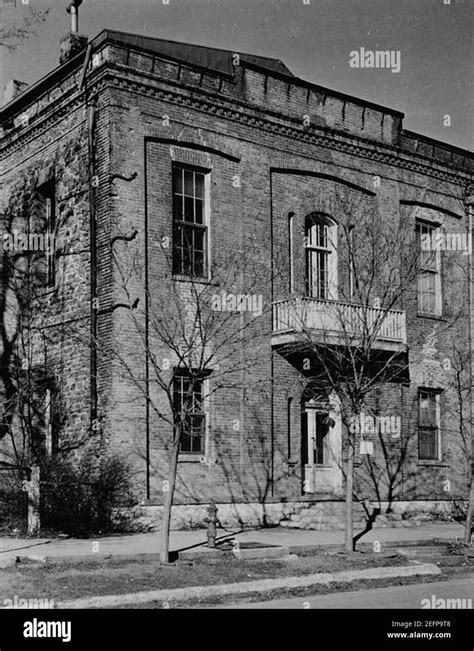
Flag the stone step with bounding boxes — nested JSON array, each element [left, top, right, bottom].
[[281, 502, 370, 530]]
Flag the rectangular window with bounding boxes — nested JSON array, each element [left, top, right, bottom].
[[45, 193, 55, 286], [418, 389, 440, 461], [172, 166, 208, 278], [416, 221, 441, 316], [45, 387, 59, 456], [315, 412, 329, 464], [173, 370, 206, 454], [34, 182, 56, 287]]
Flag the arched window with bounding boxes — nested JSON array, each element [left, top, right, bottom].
[[304, 213, 337, 299]]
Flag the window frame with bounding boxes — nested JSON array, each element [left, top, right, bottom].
[[304, 213, 338, 301], [172, 164, 210, 280], [172, 369, 208, 456], [416, 220, 442, 317], [33, 180, 56, 289], [44, 386, 60, 457], [45, 192, 56, 287], [417, 389, 441, 461]]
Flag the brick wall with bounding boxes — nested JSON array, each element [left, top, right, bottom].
[[0, 33, 471, 518]]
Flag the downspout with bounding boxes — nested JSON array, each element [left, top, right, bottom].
[[464, 186, 474, 544], [85, 78, 98, 446], [144, 138, 150, 499]]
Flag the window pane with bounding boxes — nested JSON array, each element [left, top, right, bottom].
[[184, 169, 194, 196], [195, 199, 203, 224], [419, 429, 437, 459], [184, 196, 194, 222], [173, 195, 183, 221], [195, 173, 204, 199], [173, 167, 183, 194], [315, 413, 328, 464], [181, 432, 192, 452]]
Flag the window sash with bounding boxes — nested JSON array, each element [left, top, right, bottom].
[[416, 222, 441, 315], [172, 166, 208, 278], [307, 248, 329, 299], [315, 413, 329, 465], [418, 391, 440, 460], [419, 427, 439, 460], [173, 373, 206, 454], [46, 196, 55, 287]]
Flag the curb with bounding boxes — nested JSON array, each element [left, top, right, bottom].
[[16, 546, 292, 566], [56, 563, 442, 609]]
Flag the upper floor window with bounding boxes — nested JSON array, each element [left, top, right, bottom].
[[173, 370, 206, 454], [172, 166, 208, 278], [416, 221, 441, 316], [33, 181, 56, 288], [45, 191, 56, 287], [44, 386, 60, 457], [304, 213, 337, 300], [418, 389, 440, 461]]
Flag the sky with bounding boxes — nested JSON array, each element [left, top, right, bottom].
[[1, 0, 472, 149]]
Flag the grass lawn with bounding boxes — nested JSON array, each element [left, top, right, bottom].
[[0, 548, 472, 607]]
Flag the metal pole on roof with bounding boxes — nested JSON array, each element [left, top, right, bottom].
[[67, 0, 83, 33]]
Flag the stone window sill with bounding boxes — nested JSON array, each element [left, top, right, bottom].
[[178, 452, 201, 463], [417, 312, 445, 321], [417, 459, 449, 467], [172, 274, 218, 287]]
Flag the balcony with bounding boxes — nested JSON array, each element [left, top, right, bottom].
[[272, 297, 407, 352]]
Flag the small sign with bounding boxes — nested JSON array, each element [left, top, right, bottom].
[[360, 440, 374, 455]]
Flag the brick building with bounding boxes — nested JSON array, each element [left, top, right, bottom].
[[0, 28, 472, 529]]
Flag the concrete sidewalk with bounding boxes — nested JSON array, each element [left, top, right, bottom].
[[0, 522, 466, 567]]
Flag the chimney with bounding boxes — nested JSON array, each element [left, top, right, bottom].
[[60, 1, 87, 64], [59, 32, 88, 64], [3, 80, 28, 105]]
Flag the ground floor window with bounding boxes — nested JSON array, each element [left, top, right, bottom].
[[418, 389, 440, 460], [302, 409, 329, 465], [173, 370, 206, 454]]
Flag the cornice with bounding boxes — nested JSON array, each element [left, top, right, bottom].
[[105, 69, 472, 186], [2, 64, 472, 188]]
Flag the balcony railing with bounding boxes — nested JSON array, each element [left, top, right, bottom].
[[273, 297, 407, 347]]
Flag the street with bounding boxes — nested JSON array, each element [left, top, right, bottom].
[[218, 575, 474, 609]]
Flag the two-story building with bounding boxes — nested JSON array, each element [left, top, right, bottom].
[[1, 26, 472, 530]]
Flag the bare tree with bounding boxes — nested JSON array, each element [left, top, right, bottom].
[[108, 231, 272, 562], [0, 2, 49, 52], [275, 185, 447, 551]]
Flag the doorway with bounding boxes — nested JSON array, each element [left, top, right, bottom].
[[301, 390, 342, 494]]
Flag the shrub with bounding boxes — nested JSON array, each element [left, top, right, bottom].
[[0, 470, 27, 535], [40, 451, 137, 536]]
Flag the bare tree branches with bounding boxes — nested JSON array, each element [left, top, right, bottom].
[[0, 3, 49, 52]]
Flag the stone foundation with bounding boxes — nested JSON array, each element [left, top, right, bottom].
[[113, 499, 460, 532]]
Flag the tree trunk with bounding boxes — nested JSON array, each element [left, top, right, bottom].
[[463, 478, 473, 545], [345, 434, 354, 552], [27, 464, 41, 536], [159, 428, 180, 564]]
